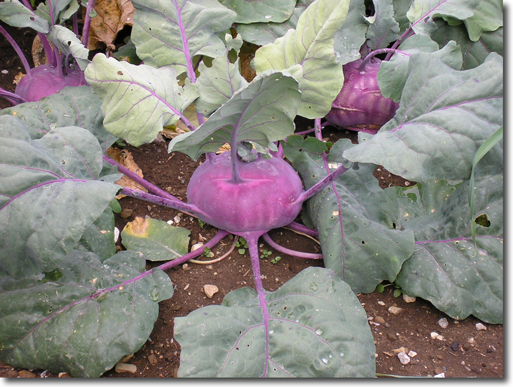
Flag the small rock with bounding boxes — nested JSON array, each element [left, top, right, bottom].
[[434, 372, 445, 378], [402, 294, 416, 303], [388, 306, 403, 315], [115, 363, 137, 374], [438, 317, 449, 329], [387, 332, 398, 340], [377, 301, 386, 306], [475, 323, 487, 331], [408, 350, 417, 358], [430, 332, 440, 339], [1, 69, 8, 74], [173, 215, 181, 224], [191, 242, 204, 252], [468, 337, 476, 345], [203, 284, 219, 298], [434, 366, 444, 375], [18, 370, 36, 378], [374, 316, 386, 324], [120, 208, 133, 219], [397, 352, 411, 365], [450, 341, 460, 351], [58, 372, 70, 378], [392, 347, 408, 354], [148, 354, 158, 365], [4, 370, 18, 378]]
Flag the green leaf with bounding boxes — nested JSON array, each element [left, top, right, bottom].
[[430, 20, 503, 69], [294, 140, 415, 293], [254, 0, 350, 118], [344, 52, 503, 183], [388, 175, 503, 323], [332, 0, 368, 65], [0, 250, 173, 377], [78, 207, 117, 261], [378, 37, 462, 102], [85, 54, 199, 147], [168, 71, 301, 160], [34, 0, 79, 25], [47, 25, 90, 71], [463, 0, 503, 41], [0, 0, 50, 33], [235, 0, 315, 46], [280, 135, 327, 163], [0, 86, 117, 152], [365, 0, 400, 50], [121, 217, 190, 262], [130, 0, 236, 75], [406, 0, 480, 36], [468, 126, 503, 243], [175, 267, 375, 377], [220, 0, 296, 23], [196, 36, 249, 117], [0, 119, 120, 279]]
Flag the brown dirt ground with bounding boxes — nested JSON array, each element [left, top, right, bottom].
[[0, 23, 503, 379]]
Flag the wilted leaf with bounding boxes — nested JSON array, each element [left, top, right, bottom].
[[107, 147, 147, 197]]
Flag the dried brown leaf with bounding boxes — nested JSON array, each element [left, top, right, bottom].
[[107, 147, 147, 198]]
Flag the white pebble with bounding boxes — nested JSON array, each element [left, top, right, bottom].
[[203, 284, 219, 298], [1, 69, 8, 74], [191, 242, 204, 252], [430, 332, 439, 339], [173, 215, 181, 224], [397, 352, 410, 365], [166, 219, 174, 225], [434, 372, 445, 378], [475, 322, 487, 331], [408, 350, 417, 358], [378, 301, 386, 306], [402, 294, 416, 303], [388, 306, 403, 315], [438, 317, 449, 329]]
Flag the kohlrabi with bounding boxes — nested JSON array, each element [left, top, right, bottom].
[[0, 0, 91, 105], [324, 57, 399, 133]]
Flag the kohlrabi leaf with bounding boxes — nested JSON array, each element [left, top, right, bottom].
[[406, 0, 480, 36], [235, 0, 315, 46], [463, 0, 503, 42], [0, 250, 174, 377], [0, 86, 116, 152], [78, 207, 117, 261], [344, 52, 503, 183], [365, 0, 400, 50], [332, 0, 368, 65], [280, 135, 327, 164], [168, 71, 300, 160], [47, 25, 90, 71], [389, 175, 503, 323], [392, 0, 414, 33], [219, 0, 296, 23], [85, 54, 199, 147], [254, 0, 350, 119], [378, 38, 462, 103], [130, 0, 236, 75], [294, 139, 415, 293], [121, 217, 190, 262], [0, 0, 50, 33], [430, 20, 503, 69], [34, 0, 79, 25], [196, 35, 249, 117], [0, 120, 120, 279], [175, 267, 376, 377]]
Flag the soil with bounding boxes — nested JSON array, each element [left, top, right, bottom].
[[0, 24, 503, 379]]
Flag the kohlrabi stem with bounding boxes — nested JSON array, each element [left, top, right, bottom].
[[0, 87, 27, 105], [81, 0, 96, 47], [73, 12, 79, 36], [47, 0, 55, 25], [247, 235, 270, 377], [0, 25, 32, 76], [103, 155, 182, 202], [119, 187, 208, 219], [385, 27, 414, 61], [262, 233, 323, 260], [285, 222, 319, 237], [359, 48, 410, 71], [230, 137, 243, 184]]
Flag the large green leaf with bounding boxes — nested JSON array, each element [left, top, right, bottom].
[[254, 0, 350, 118], [219, 0, 296, 23], [294, 140, 415, 293], [430, 20, 503, 69], [0, 250, 174, 377], [0, 119, 120, 279], [0, 0, 50, 33], [121, 217, 190, 262], [343, 52, 503, 183], [47, 25, 90, 71], [463, 0, 503, 42], [0, 86, 116, 152], [175, 267, 375, 377], [78, 207, 117, 261], [406, 0, 480, 36], [378, 37, 462, 102], [332, 0, 368, 65], [85, 54, 199, 147], [131, 0, 236, 75], [389, 174, 503, 323], [365, 0, 400, 50], [168, 71, 301, 160], [195, 35, 248, 117]]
